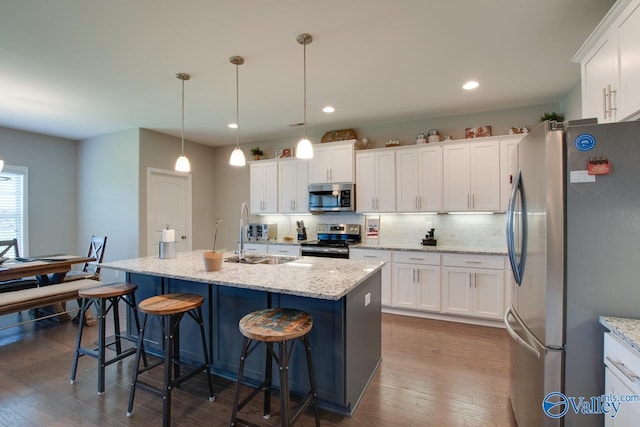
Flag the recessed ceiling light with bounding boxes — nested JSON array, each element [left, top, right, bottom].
[[463, 81, 479, 90], [322, 106, 335, 113], [228, 123, 238, 129]]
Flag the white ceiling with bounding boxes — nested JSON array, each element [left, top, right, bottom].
[[0, 0, 614, 147]]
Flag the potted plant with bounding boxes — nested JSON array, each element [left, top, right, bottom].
[[540, 112, 565, 122], [203, 218, 224, 271], [250, 146, 264, 160]]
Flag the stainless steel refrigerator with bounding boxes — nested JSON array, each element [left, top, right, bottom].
[[505, 119, 640, 427]]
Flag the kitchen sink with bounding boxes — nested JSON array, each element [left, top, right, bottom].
[[224, 254, 297, 265]]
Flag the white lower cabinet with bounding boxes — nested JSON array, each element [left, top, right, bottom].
[[604, 333, 640, 426], [391, 252, 440, 312], [241, 243, 300, 256], [349, 249, 392, 306], [267, 244, 300, 256], [441, 254, 504, 320], [243, 243, 267, 255]]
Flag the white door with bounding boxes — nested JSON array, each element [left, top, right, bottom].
[[147, 168, 192, 256]]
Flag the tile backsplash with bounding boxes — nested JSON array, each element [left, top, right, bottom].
[[257, 213, 507, 250]]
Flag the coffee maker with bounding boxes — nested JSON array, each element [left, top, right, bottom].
[[296, 220, 307, 241]]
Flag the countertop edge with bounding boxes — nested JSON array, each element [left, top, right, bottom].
[[243, 241, 507, 256], [100, 253, 384, 301], [599, 316, 640, 354]]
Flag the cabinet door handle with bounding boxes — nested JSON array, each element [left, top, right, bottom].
[[472, 193, 475, 209], [419, 195, 422, 210], [607, 84, 617, 116], [606, 356, 640, 382], [364, 255, 377, 259], [464, 260, 483, 264], [603, 87, 608, 119], [467, 194, 470, 209], [409, 257, 424, 261]]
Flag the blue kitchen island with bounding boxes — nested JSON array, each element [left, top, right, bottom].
[[100, 250, 383, 415]]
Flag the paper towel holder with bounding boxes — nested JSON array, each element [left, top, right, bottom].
[[159, 241, 177, 259]]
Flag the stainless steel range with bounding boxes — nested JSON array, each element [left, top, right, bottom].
[[300, 224, 361, 259]]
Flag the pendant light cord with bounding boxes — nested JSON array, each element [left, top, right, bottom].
[[181, 77, 185, 155], [235, 62, 240, 148], [303, 41, 307, 140]]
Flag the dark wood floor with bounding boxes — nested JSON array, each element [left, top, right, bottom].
[[0, 309, 516, 426]]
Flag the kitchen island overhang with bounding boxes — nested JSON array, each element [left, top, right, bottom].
[[100, 251, 384, 415]]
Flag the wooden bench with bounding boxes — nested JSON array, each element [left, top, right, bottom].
[[0, 279, 103, 328]]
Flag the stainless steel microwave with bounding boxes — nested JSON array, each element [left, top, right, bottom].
[[308, 183, 355, 213]]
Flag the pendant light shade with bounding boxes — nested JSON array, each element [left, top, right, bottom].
[[296, 33, 314, 160], [175, 73, 191, 172], [0, 159, 4, 172], [229, 56, 246, 167]]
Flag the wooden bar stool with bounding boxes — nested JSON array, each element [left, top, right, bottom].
[[230, 308, 320, 427], [70, 282, 146, 395], [127, 293, 214, 427]]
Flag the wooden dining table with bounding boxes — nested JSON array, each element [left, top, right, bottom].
[[0, 255, 95, 282], [0, 255, 97, 323]]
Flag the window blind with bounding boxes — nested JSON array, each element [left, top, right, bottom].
[[0, 167, 27, 258]]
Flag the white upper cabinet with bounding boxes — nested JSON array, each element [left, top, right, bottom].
[[249, 160, 278, 214], [308, 140, 356, 184], [444, 138, 500, 212], [278, 159, 309, 214], [356, 149, 395, 213], [499, 135, 524, 212], [396, 146, 442, 212], [574, 0, 640, 122]]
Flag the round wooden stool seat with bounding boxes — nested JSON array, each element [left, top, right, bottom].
[[138, 293, 203, 316], [239, 308, 313, 342], [78, 282, 137, 299]]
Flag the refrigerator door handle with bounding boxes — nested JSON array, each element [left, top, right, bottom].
[[506, 170, 527, 285], [504, 307, 542, 359]]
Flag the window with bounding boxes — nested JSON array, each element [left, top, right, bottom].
[[0, 165, 28, 257]]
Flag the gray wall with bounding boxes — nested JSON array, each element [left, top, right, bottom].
[[560, 81, 583, 121], [139, 129, 217, 254], [78, 129, 140, 283], [211, 102, 561, 250], [0, 126, 78, 256]]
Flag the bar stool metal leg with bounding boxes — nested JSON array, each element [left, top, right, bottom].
[[70, 297, 92, 384], [303, 334, 321, 426], [96, 296, 107, 394], [264, 342, 273, 419], [279, 340, 290, 427], [194, 306, 215, 401], [127, 314, 148, 417]]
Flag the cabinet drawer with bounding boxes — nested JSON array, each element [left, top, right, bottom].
[[442, 254, 504, 270], [350, 249, 392, 262], [393, 251, 440, 265], [244, 243, 267, 254], [604, 333, 640, 395], [267, 244, 300, 256]]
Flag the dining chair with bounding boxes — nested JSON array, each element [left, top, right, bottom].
[[64, 235, 107, 282], [0, 238, 38, 293], [0, 239, 20, 259]]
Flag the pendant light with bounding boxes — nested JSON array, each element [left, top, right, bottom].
[[296, 33, 314, 159], [175, 72, 191, 172], [229, 56, 246, 166]]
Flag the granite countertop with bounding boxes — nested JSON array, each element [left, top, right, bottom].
[[246, 240, 507, 256], [100, 250, 383, 301], [600, 316, 640, 353], [351, 243, 507, 256]]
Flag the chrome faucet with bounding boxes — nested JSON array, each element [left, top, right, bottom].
[[238, 202, 249, 260]]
